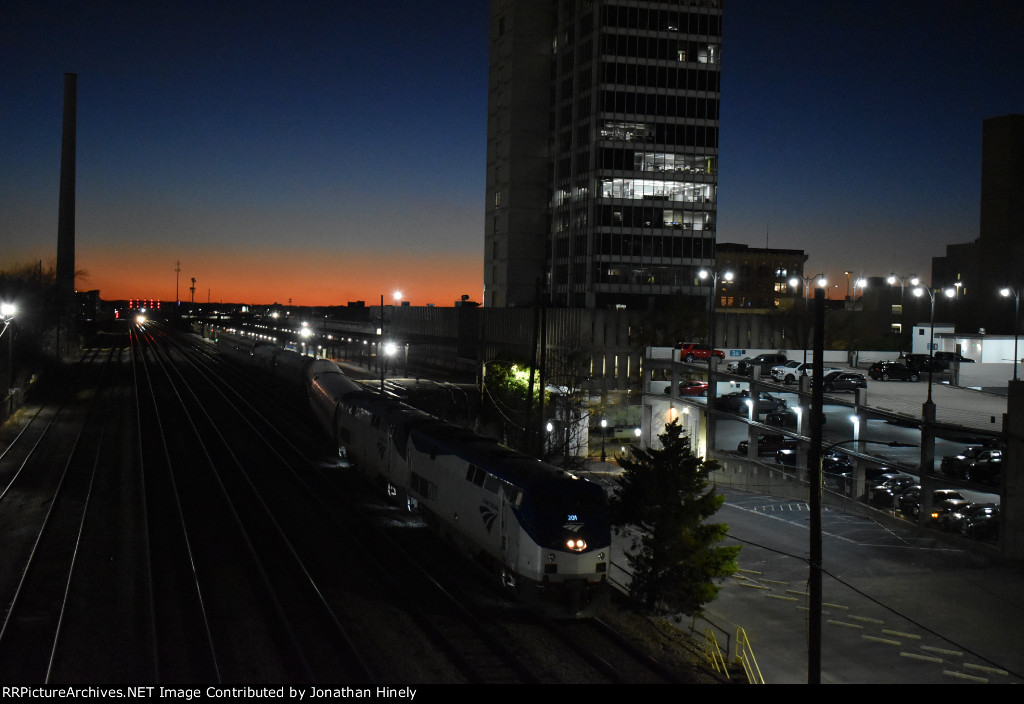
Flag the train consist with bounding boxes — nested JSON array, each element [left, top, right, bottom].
[[216, 331, 610, 612]]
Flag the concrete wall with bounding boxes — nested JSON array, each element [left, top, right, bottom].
[[957, 362, 1019, 389]]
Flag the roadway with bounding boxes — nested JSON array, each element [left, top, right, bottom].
[[704, 486, 1023, 684]]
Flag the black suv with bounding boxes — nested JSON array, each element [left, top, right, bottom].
[[900, 354, 945, 374], [934, 351, 975, 366], [737, 353, 788, 377], [868, 361, 920, 382]]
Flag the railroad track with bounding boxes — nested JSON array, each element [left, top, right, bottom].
[[0, 324, 716, 684], [0, 344, 134, 681]]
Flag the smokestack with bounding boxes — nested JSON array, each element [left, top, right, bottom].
[[56, 73, 77, 307]]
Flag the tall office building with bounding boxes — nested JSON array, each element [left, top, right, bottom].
[[484, 0, 723, 309], [932, 114, 1024, 333]]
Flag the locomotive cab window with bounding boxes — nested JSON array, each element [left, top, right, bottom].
[[483, 474, 501, 494], [466, 465, 486, 486]]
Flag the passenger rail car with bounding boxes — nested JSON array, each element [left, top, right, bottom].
[[216, 330, 610, 612]]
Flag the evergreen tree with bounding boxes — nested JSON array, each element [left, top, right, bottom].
[[611, 419, 740, 617]]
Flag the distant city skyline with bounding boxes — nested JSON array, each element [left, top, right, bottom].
[[2, 1, 1022, 305]]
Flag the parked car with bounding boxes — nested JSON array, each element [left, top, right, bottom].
[[940, 446, 1002, 480], [667, 379, 709, 396], [822, 453, 855, 492], [934, 351, 975, 366], [770, 361, 805, 384], [737, 433, 796, 455], [715, 390, 787, 416], [770, 361, 843, 385], [774, 448, 851, 471], [897, 485, 922, 518], [737, 353, 788, 377], [823, 468, 854, 493], [765, 406, 826, 428], [868, 361, 920, 382], [940, 502, 995, 532], [816, 371, 867, 393], [961, 504, 1000, 540], [727, 357, 751, 373], [929, 489, 969, 523], [676, 342, 725, 363], [867, 473, 918, 507], [862, 465, 903, 485], [965, 453, 1002, 486], [899, 353, 946, 374]]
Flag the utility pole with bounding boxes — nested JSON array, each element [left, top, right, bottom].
[[808, 287, 825, 684], [175, 260, 181, 305]]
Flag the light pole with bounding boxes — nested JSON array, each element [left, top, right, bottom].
[[852, 277, 867, 304], [379, 294, 386, 396], [378, 291, 403, 396], [886, 273, 917, 301], [912, 284, 956, 404], [698, 268, 734, 456], [1001, 287, 1020, 381], [698, 268, 734, 345], [791, 274, 826, 363], [801, 273, 827, 303], [912, 283, 955, 491], [2, 303, 16, 414], [600, 418, 607, 462]]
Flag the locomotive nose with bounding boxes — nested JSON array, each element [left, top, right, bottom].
[[565, 538, 588, 552]]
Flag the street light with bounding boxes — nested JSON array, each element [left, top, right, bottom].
[[912, 284, 956, 404], [2, 303, 16, 414], [698, 267, 734, 349], [698, 268, 734, 456], [887, 273, 916, 338], [600, 418, 607, 462], [791, 274, 826, 363], [1001, 287, 1020, 382], [886, 273, 916, 298]]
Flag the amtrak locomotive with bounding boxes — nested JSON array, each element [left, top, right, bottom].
[[217, 331, 610, 612]]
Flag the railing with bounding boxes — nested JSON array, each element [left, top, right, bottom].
[[702, 628, 730, 679], [735, 627, 765, 684]]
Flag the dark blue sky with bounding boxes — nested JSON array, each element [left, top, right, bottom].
[[1, 1, 1022, 304]]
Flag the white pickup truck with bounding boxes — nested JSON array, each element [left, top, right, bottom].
[[769, 361, 843, 385]]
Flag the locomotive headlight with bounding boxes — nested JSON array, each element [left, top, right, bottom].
[[565, 538, 587, 552]]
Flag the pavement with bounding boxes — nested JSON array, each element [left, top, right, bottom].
[[861, 378, 1007, 432]]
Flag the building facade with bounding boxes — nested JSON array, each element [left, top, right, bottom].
[[932, 114, 1024, 335], [485, 0, 723, 310], [713, 243, 807, 309]]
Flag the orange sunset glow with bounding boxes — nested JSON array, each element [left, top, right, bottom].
[[73, 245, 483, 307]]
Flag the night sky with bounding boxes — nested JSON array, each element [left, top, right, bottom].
[[2, 1, 1022, 306]]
